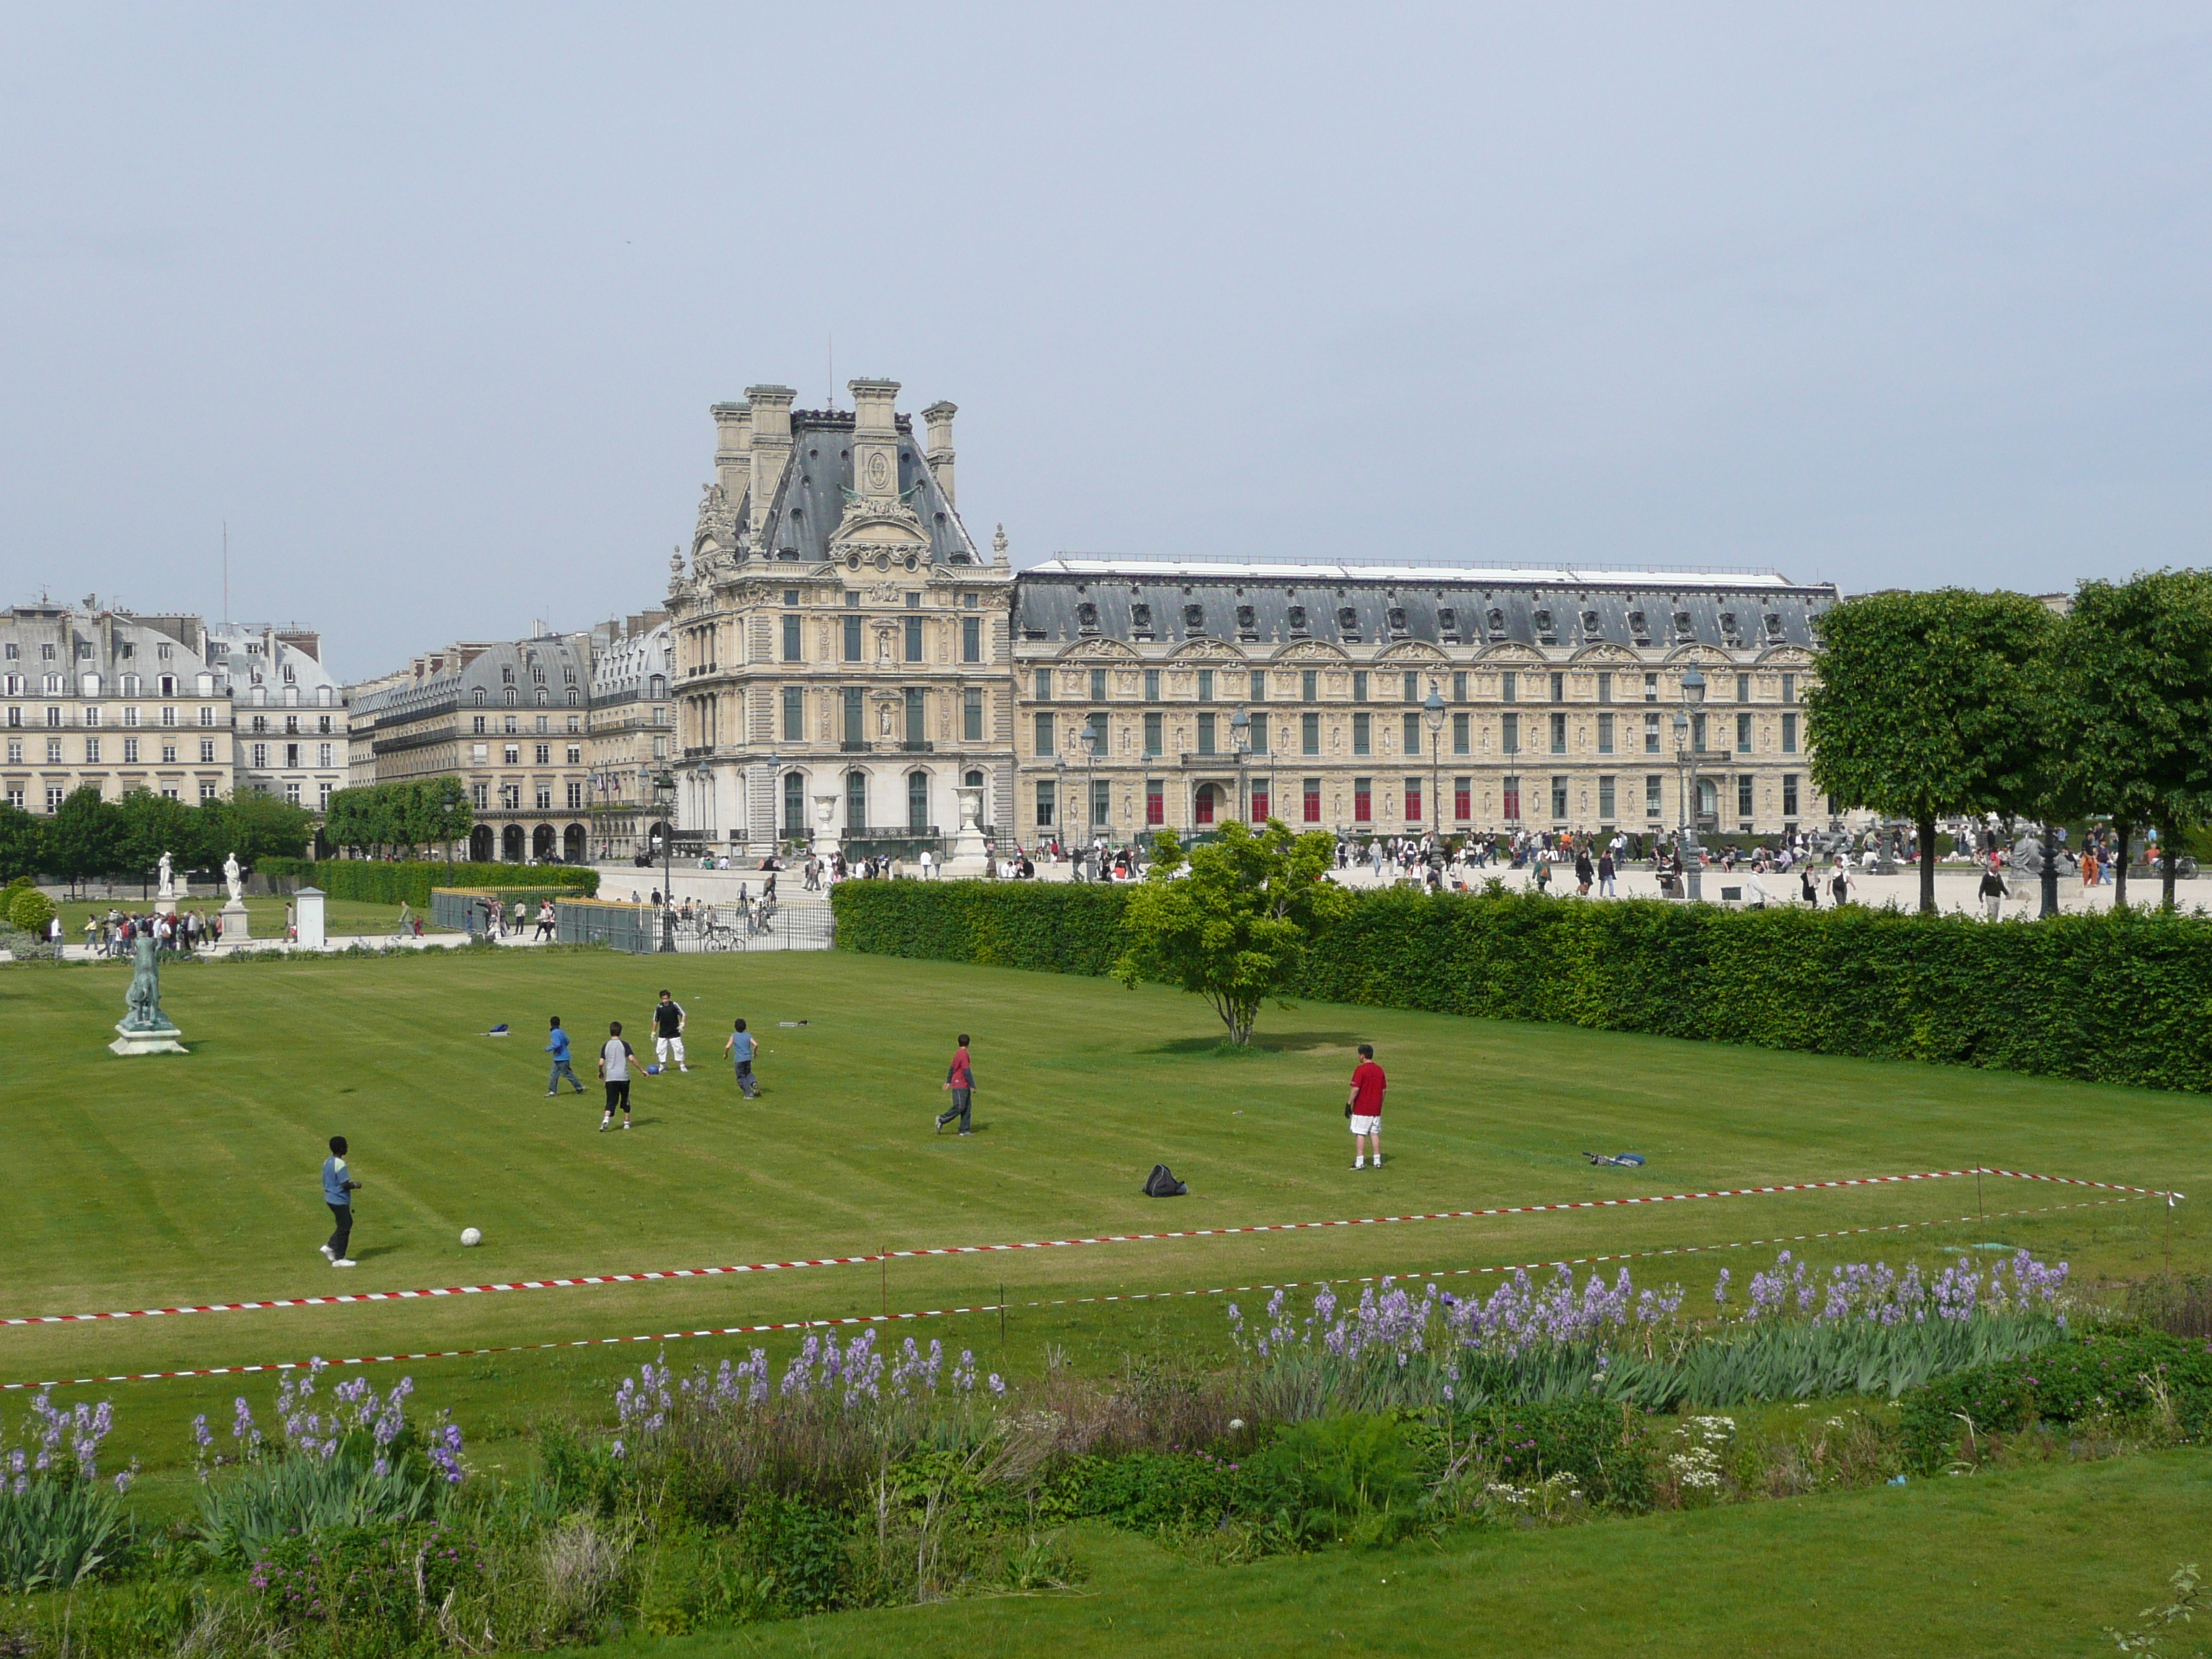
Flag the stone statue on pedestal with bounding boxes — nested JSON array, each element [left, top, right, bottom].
[[223, 853, 244, 904], [156, 850, 174, 901], [110, 933, 186, 1056], [220, 850, 251, 941]]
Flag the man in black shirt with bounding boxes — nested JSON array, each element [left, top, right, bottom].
[[652, 990, 688, 1073]]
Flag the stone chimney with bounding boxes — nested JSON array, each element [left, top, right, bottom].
[[744, 385, 796, 541], [848, 378, 902, 506], [922, 400, 956, 505], [711, 401, 751, 504]]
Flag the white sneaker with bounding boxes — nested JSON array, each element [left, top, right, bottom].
[[679, 1065, 690, 1073], [319, 1244, 334, 1261], [1353, 1157, 1365, 1169], [331, 1259, 357, 1269], [1372, 1154, 1384, 1167], [621, 1120, 631, 1130]]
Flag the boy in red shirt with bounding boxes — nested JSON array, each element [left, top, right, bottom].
[[1346, 1043, 1385, 1169], [935, 1034, 976, 1136]]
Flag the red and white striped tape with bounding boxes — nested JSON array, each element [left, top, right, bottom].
[[0, 1167, 2164, 1331], [0, 1188, 2149, 1393]]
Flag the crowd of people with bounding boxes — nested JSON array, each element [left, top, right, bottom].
[[83, 904, 228, 956]]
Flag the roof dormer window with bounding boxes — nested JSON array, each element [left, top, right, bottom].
[[1386, 606, 1408, 637], [1076, 601, 1100, 634], [1183, 603, 1206, 634], [1486, 608, 1506, 639], [1437, 606, 1459, 642], [1673, 610, 1695, 641], [1336, 606, 1359, 640], [1628, 609, 1650, 643], [1533, 608, 1556, 644], [1581, 608, 1601, 637], [1287, 604, 1308, 636]]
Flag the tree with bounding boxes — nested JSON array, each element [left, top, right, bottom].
[[421, 776, 474, 859], [0, 804, 44, 884], [199, 789, 316, 866], [1804, 589, 2054, 914], [1112, 818, 1354, 1046], [2046, 570, 2212, 910], [43, 786, 119, 894], [111, 788, 204, 884]]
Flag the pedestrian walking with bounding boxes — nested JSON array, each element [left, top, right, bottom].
[[724, 1017, 760, 1098], [320, 1135, 361, 1267], [545, 1015, 585, 1095], [1979, 860, 2008, 922], [935, 1033, 976, 1136], [598, 1021, 637, 1130], [652, 990, 689, 1071], [1574, 847, 1594, 896], [1346, 1043, 1385, 1169], [535, 899, 556, 940], [1598, 849, 1617, 898]]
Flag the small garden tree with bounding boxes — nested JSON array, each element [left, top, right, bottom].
[[1112, 819, 1352, 1046], [0, 802, 44, 884], [1804, 588, 2053, 914]]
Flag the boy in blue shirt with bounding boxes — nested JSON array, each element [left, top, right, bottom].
[[544, 1016, 584, 1096], [320, 1136, 361, 1268], [722, 1017, 759, 1099]]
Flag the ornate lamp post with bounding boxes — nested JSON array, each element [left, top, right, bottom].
[[1053, 752, 1067, 866], [651, 769, 677, 950], [1422, 686, 1446, 842], [1082, 727, 1102, 855], [1230, 706, 1251, 827], [694, 759, 714, 863], [1678, 667, 1706, 902], [764, 750, 781, 853]]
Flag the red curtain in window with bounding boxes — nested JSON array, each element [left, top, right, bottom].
[[1250, 785, 1269, 822], [1195, 785, 1216, 824], [1303, 781, 1321, 822]]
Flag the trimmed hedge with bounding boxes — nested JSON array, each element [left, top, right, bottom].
[[258, 859, 598, 907], [830, 881, 2212, 1092]]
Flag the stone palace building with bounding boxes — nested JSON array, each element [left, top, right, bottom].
[[662, 379, 1841, 858]]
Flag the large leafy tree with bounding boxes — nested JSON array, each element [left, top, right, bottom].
[[0, 803, 45, 884], [44, 786, 119, 892], [111, 788, 204, 882], [199, 789, 316, 865], [1112, 818, 1353, 1046], [2045, 570, 2212, 910], [1804, 588, 2054, 914]]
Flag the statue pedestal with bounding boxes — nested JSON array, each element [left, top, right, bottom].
[[811, 795, 841, 860], [943, 785, 990, 876], [220, 899, 251, 943], [110, 1021, 186, 1057]]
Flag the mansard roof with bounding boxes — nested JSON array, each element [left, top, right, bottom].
[[1012, 561, 1836, 652], [753, 410, 979, 567]]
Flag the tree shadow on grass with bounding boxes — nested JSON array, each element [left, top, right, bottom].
[[1151, 1031, 1361, 1057]]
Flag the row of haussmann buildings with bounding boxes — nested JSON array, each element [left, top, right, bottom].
[[6, 377, 1840, 863]]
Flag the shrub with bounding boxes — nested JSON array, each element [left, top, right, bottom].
[[1896, 1328, 2212, 1471], [1452, 1398, 1654, 1511], [259, 860, 598, 907], [5, 887, 55, 938], [835, 881, 2212, 1092]]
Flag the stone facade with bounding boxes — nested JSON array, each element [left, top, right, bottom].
[[1, 603, 234, 811], [583, 612, 673, 862], [346, 631, 595, 862], [204, 624, 350, 814], [663, 382, 1017, 853], [1009, 562, 1837, 846]]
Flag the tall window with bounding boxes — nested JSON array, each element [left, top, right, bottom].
[[1146, 778, 1164, 825], [1549, 713, 1567, 755], [904, 688, 926, 746], [1401, 713, 1421, 755], [843, 615, 863, 662], [1303, 777, 1321, 822], [1501, 671, 1516, 703], [1551, 776, 1569, 820], [1301, 712, 1320, 755], [1144, 712, 1163, 756], [1035, 668, 1053, 701], [1354, 777, 1372, 822], [1599, 775, 1616, 820], [1736, 713, 1753, 753], [1404, 776, 1422, 823], [1034, 711, 1055, 755], [1250, 778, 1269, 821], [909, 771, 930, 832], [1550, 672, 1565, 703], [904, 617, 923, 662], [1352, 671, 1367, 703], [1194, 783, 1216, 825], [1645, 712, 1661, 753], [961, 616, 981, 663], [1454, 776, 1471, 820], [1782, 774, 1799, 818], [1035, 778, 1056, 828], [1452, 711, 1469, 755], [1084, 711, 1107, 753], [1249, 712, 1268, 754], [1781, 712, 1797, 754], [1197, 670, 1213, 703], [1645, 775, 1663, 819], [1692, 713, 1708, 752], [1501, 712, 1519, 755], [1737, 775, 1755, 820], [1197, 712, 1216, 755], [1452, 671, 1467, 702], [1781, 673, 1796, 705], [1249, 670, 1266, 702], [1597, 712, 1614, 754], [783, 686, 805, 742], [1090, 777, 1110, 832], [1352, 713, 1370, 755], [1301, 670, 1317, 703], [1146, 669, 1161, 701], [845, 770, 868, 833], [1402, 671, 1419, 703], [1091, 668, 1107, 702], [1597, 671, 1612, 704], [1737, 674, 1752, 703], [963, 687, 984, 742], [785, 771, 806, 837], [1502, 775, 1521, 822], [842, 687, 864, 747]]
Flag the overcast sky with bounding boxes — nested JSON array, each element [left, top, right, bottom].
[[3, 4, 2207, 678]]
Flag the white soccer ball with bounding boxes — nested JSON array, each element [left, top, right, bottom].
[[459, 1227, 482, 1247]]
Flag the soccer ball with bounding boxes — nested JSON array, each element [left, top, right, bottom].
[[459, 1227, 482, 1247], [644, 1064, 662, 1076]]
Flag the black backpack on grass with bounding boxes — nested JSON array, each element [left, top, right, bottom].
[[1143, 1163, 1188, 1197]]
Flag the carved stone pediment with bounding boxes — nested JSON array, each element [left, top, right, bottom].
[[1069, 637, 1142, 662], [1166, 638, 1249, 661], [1475, 642, 1545, 664], [1375, 640, 1448, 663], [1568, 642, 1644, 665], [1754, 645, 1815, 667], [1269, 639, 1349, 662]]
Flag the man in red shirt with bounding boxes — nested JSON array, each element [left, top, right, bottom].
[[1346, 1043, 1385, 1169], [935, 1033, 976, 1136]]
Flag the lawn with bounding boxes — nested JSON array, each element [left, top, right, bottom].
[[48, 892, 446, 940], [2, 945, 2205, 1653]]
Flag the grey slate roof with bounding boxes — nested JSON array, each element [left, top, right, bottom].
[[753, 410, 979, 565], [1012, 563, 1835, 652]]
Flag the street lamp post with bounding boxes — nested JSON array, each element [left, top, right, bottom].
[[1422, 686, 1446, 843], [765, 751, 781, 853], [1082, 729, 1102, 863], [695, 759, 714, 863], [1675, 667, 1707, 902], [651, 769, 677, 950], [1053, 752, 1068, 868], [1230, 706, 1251, 830]]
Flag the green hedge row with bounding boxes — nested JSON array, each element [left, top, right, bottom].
[[258, 859, 599, 907], [830, 881, 2212, 1093]]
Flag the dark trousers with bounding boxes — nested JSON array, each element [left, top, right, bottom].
[[937, 1088, 971, 1132], [734, 1060, 757, 1098], [325, 1202, 352, 1258], [604, 1079, 631, 1115]]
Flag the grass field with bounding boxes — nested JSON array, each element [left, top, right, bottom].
[[4, 945, 2206, 1653], [48, 893, 444, 940]]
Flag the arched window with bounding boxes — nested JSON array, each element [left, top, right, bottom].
[[783, 770, 806, 838], [908, 770, 930, 833], [845, 770, 868, 835], [965, 769, 984, 790]]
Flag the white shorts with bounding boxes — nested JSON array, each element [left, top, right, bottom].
[[1349, 1114, 1381, 1136], [656, 1035, 685, 1064]]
